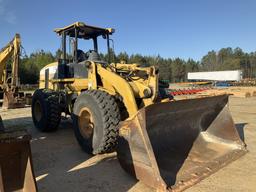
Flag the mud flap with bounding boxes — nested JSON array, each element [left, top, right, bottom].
[[0, 129, 37, 192], [117, 95, 247, 191]]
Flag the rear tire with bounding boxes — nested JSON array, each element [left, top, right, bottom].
[[32, 89, 61, 132], [72, 90, 120, 154]]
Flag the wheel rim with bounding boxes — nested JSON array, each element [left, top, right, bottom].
[[78, 107, 94, 139], [34, 100, 42, 122]]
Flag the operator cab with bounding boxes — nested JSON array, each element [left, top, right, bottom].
[[54, 22, 115, 79]]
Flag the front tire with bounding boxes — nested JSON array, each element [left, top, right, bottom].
[[31, 89, 61, 132], [72, 90, 120, 154]]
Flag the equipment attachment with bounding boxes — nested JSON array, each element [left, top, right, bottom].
[[0, 118, 37, 192], [117, 95, 247, 191], [2, 89, 25, 109]]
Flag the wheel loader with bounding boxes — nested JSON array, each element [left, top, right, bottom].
[[31, 22, 247, 191]]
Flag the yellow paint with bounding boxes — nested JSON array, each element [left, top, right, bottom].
[[0, 34, 21, 88], [39, 61, 160, 118], [38, 22, 161, 119]]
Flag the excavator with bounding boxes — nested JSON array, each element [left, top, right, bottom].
[[0, 35, 37, 192], [31, 22, 247, 191], [0, 34, 26, 109]]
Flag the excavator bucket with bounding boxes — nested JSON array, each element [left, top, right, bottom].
[[0, 117, 37, 192], [117, 95, 247, 192], [2, 90, 25, 109]]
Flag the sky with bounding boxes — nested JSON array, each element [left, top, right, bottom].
[[0, 0, 255, 61]]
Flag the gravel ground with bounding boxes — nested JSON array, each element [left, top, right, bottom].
[[0, 96, 255, 192]]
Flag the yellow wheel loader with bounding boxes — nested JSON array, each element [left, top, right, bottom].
[[31, 22, 247, 191]]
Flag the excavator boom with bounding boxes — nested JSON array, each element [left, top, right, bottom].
[[0, 34, 26, 109], [0, 34, 20, 86]]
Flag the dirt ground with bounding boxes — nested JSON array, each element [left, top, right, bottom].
[[0, 96, 256, 192]]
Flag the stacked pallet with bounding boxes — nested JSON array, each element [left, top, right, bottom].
[[199, 87, 256, 98], [168, 87, 210, 96]]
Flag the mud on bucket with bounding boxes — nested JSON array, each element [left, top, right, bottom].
[[117, 95, 247, 191]]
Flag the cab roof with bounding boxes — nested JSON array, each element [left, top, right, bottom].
[[54, 22, 115, 39]]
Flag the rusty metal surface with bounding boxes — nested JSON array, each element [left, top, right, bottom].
[[2, 90, 25, 109], [0, 129, 37, 192], [117, 95, 247, 192]]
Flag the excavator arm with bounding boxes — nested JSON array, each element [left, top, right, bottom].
[[0, 34, 26, 109], [0, 34, 21, 89]]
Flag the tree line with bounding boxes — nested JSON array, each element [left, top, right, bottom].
[[19, 47, 256, 84]]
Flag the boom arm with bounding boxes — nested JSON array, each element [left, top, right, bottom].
[[87, 62, 159, 118], [0, 34, 21, 89]]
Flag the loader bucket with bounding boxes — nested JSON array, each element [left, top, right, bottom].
[[0, 128, 37, 192], [117, 95, 247, 192]]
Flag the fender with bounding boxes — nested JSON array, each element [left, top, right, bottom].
[[88, 62, 138, 118]]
